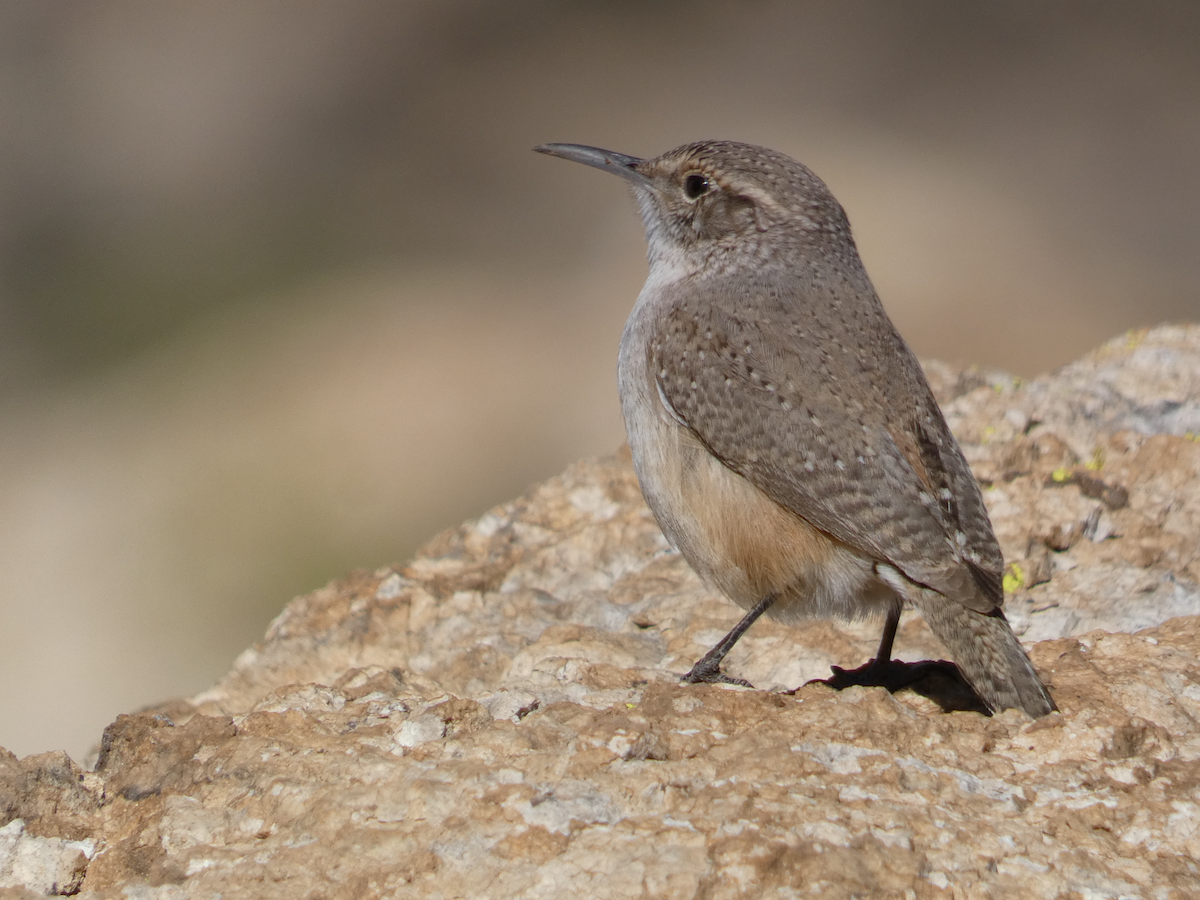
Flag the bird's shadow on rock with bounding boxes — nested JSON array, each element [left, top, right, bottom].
[[801, 659, 992, 715]]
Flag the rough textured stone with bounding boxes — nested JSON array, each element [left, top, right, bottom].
[[2, 325, 1200, 898], [0, 819, 93, 896]]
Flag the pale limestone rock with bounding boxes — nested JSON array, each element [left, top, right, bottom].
[[0, 819, 93, 895], [1, 325, 1200, 898]]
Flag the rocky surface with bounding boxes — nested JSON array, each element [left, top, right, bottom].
[[2, 324, 1200, 899]]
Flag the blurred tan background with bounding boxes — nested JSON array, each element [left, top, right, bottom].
[[1, 1, 1197, 760]]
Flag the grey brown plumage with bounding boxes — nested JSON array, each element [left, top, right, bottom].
[[535, 139, 1055, 717]]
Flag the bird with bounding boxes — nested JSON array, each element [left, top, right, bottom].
[[534, 139, 1055, 717]]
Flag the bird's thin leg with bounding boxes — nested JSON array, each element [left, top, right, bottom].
[[866, 602, 902, 676], [682, 594, 776, 686]]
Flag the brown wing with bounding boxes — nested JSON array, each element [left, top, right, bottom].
[[649, 274, 1003, 613]]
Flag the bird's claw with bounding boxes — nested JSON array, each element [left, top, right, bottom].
[[682, 659, 754, 688]]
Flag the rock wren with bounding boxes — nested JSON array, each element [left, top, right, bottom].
[[534, 140, 1055, 717]]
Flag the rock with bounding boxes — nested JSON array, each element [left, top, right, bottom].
[[0, 819, 94, 896], [2, 325, 1200, 898]]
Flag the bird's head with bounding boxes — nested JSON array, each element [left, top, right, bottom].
[[535, 139, 857, 275]]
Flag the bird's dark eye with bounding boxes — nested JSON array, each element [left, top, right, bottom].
[[683, 173, 710, 200]]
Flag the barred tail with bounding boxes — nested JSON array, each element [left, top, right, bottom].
[[912, 587, 1056, 717]]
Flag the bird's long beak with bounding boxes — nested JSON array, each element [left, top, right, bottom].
[[533, 143, 651, 187]]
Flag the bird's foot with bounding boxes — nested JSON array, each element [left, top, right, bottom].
[[681, 656, 754, 688], [809, 659, 989, 714]]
